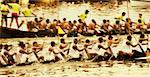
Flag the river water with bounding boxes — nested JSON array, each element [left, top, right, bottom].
[[0, 62, 150, 77]]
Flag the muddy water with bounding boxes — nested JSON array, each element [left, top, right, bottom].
[[0, 62, 150, 77]]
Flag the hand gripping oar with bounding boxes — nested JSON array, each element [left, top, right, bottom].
[[32, 34, 45, 62]]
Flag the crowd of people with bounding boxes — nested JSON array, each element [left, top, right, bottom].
[[0, 33, 150, 66], [1, 1, 150, 37]]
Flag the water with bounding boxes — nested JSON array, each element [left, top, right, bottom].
[[0, 62, 150, 77]]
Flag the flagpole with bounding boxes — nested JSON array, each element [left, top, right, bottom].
[[57, 0, 59, 20], [127, 0, 129, 18]]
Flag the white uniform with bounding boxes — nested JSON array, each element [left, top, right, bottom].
[[97, 43, 107, 56], [53, 46, 65, 60], [68, 43, 81, 59], [69, 49, 80, 59]]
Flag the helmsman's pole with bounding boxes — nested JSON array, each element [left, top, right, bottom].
[[127, 0, 130, 18]]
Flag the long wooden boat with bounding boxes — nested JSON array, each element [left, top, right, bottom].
[[0, 27, 150, 38], [0, 27, 57, 38]]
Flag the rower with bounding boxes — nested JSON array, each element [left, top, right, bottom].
[[71, 20, 78, 37], [91, 37, 109, 62], [126, 35, 138, 49], [113, 21, 123, 34], [32, 42, 44, 62], [59, 38, 69, 57], [45, 19, 51, 30], [19, 4, 36, 30], [136, 14, 145, 26], [139, 33, 148, 52], [68, 39, 83, 61], [126, 35, 141, 60], [98, 37, 109, 56], [29, 18, 39, 32], [136, 19, 145, 31], [50, 19, 57, 36], [61, 18, 68, 30], [3, 45, 16, 65], [8, 1, 20, 28], [77, 19, 87, 35], [84, 39, 98, 60], [17, 42, 31, 64], [124, 18, 132, 34], [1, 1, 9, 27], [136, 14, 146, 31], [101, 19, 109, 33], [145, 48, 150, 63], [107, 35, 121, 60], [87, 19, 96, 35], [0, 44, 8, 65], [48, 41, 65, 62], [38, 17, 46, 31]]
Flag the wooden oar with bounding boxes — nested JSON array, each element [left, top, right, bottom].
[[135, 56, 150, 60], [147, 34, 149, 49]]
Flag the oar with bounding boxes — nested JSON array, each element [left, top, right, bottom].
[[135, 56, 150, 60], [147, 34, 149, 49], [32, 35, 39, 62]]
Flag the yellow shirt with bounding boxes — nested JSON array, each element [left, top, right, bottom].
[[1, 4, 9, 15], [22, 8, 32, 16], [79, 14, 87, 21], [8, 3, 20, 14], [115, 16, 124, 21]]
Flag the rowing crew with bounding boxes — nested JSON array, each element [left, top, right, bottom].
[[1, 1, 150, 34], [0, 34, 150, 66]]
